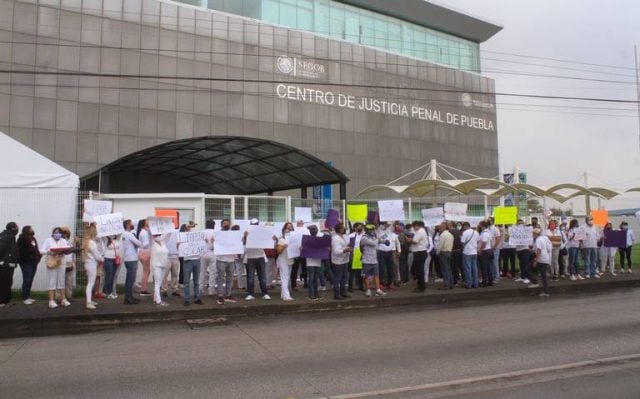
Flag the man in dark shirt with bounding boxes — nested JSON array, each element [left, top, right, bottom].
[[0, 222, 20, 306]]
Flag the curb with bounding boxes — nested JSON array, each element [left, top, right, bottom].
[[4, 279, 640, 338]]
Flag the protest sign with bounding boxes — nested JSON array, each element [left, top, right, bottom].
[[421, 207, 444, 227], [573, 226, 587, 241], [94, 213, 124, 238], [178, 241, 208, 257], [444, 202, 467, 221], [82, 200, 113, 222], [147, 217, 175, 235], [178, 230, 207, 243], [325, 209, 339, 229], [350, 237, 362, 270], [234, 219, 252, 232], [468, 216, 485, 228], [377, 200, 405, 222], [494, 206, 518, 225], [508, 225, 533, 246], [245, 225, 276, 249], [603, 230, 626, 248], [213, 231, 245, 255], [300, 235, 331, 259], [294, 207, 313, 223], [347, 204, 368, 222], [287, 233, 305, 258], [591, 210, 608, 227]]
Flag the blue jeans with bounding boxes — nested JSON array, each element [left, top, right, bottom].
[[307, 267, 320, 298], [124, 261, 137, 300], [245, 257, 268, 296], [102, 258, 116, 295], [377, 250, 394, 286], [439, 251, 453, 288], [479, 250, 495, 286], [331, 263, 348, 297], [493, 249, 500, 281], [182, 259, 201, 302], [462, 254, 478, 288], [20, 261, 38, 300], [568, 247, 580, 275], [583, 247, 597, 277]]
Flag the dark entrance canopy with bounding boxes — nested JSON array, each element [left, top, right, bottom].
[[81, 136, 349, 198]]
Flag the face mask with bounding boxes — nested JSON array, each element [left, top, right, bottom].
[[53, 233, 62, 240]]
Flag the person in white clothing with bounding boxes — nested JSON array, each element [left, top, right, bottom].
[[163, 228, 181, 297], [276, 222, 295, 301], [215, 219, 239, 305], [544, 220, 563, 280], [121, 219, 142, 304], [150, 233, 171, 306], [40, 227, 71, 309], [199, 220, 217, 296], [460, 222, 479, 288], [407, 221, 428, 292], [331, 222, 352, 300], [83, 225, 103, 309], [136, 219, 152, 295], [533, 228, 553, 297]]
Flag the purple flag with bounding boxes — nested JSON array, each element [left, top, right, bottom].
[[604, 230, 626, 248], [325, 209, 339, 229], [301, 234, 331, 259]]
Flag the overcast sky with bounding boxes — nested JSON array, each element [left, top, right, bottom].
[[436, 0, 640, 212]]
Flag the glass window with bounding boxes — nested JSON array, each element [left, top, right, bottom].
[[388, 22, 402, 52], [344, 10, 359, 43], [280, 0, 297, 28], [328, 2, 345, 39], [359, 13, 374, 46], [262, 0, 280, 24], [296, 0, 314, 31], [316, 0, 330, 36]]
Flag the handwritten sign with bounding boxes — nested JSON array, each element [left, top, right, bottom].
[[94, 212, 124, 238], [377, 200, 405, 222], [213, 231, 244, 255], [494, 206, 518, 225], [178, 241, 208, 257], [508, 225, 533, 246], [573, 226, 587, 241], [444, 202, 467, 221], [178, 231, 207, 243], [148, 217, 175, 235], [294, 207, 313, 223], [421, 207, 444, 227], [245, 226, 276, 249], [83, 199, 113, 222]]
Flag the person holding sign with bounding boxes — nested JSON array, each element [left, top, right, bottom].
[[302, 225, 328, 301], [121, 219, 142, 304], [151, 233, 171, 306], [40, 227, 72, 309], [347, 223, 365, 292], [544, 220, 563, 281], [101, 234, 122, 299], [331, 222, 352, 300], [215, 219, 240, 305], [532, 228, 552, 297], [82, 225, 103, 310], [582, 217, 599, 279], [180, 223, 205, 307], [477, 222, 495, 287], [566, 219, 584, 281], [135, 220, 152, 296], [243, 219, 271, 301], [276, 222, 295, 301], [513, 220, 534, 285]]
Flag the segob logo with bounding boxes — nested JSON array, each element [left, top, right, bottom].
[[276, 56, 295, 74], [461, 93, 473, 107]]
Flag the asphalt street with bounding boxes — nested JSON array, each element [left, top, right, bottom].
[[2, 289, 640, 399]]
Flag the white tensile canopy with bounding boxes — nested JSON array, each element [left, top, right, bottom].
[[0, 132, 79, 290]]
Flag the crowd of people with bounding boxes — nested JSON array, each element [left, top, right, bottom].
[[0, 214, 635, 309]]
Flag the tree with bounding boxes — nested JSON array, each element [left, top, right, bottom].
[[526, 198, 544, 214]]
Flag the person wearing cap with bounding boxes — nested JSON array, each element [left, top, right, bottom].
[[582, 217, 599, 279], [0, 222, 20, 307], [243, 219, 271, 301], [360, 224, 387, 297], [532, 227, 552, 297], [181, 221, 204, 306]]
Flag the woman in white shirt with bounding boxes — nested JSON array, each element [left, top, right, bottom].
[[102, 235, 121, 299], [151, 234, 170, 306], [276, 223, 295, 301], [83, 225, 103, 309], [40, 227, 71, 309], [136, 219, 152, 295]]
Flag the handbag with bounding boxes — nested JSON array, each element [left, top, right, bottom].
[[114, 246, 122, 266], [47, 255, 62, 269]]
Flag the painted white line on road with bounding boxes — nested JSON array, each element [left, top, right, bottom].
[[311, 353, 640, 399]]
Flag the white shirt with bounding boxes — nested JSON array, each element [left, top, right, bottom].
[[151, 236, 170, 268], [625, 229, 635, 247], [410, 228, 428, 252], [138, 229, 150, 249], [478, 229, 494, 251], [377, 228, 400, 252], [348, 231, 363, 248], [331, 233, 350, 265], [461, 229, 479, 256], [122, 230, 142, 262], [85, 240, 103, 263], [544, 228, 562, 248], [566, 228, 580, 249], [276, 236, 294, 266], [535, 235, 553, 265], [583, 225, 598, 248], [40, 237, 69, 255], [490, 225, 501, 249]]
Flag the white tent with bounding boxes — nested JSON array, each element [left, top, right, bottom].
[[0, 132, 79, 291]]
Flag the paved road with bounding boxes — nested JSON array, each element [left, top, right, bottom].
[[2, 289, 640, 399]]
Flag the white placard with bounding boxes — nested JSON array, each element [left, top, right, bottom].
[[270, 222, 285, 237], [444, 202, 468, 221], [508, 225, 533, 246], [94, 212, 124, 238], [148, 217, 175, 235], [468, 216, 485, 228], [287, 233, 305, 259], [178, 241, 208, 257], [245, 225, 276, 249], [294, 226, 310, 235], [421, 207, 444, 227], [573, 226, 587, 241], [178, 230, 206, 243], [83, 199, 113, 222], [213, 231, 245, 255], [294, 207, 313, 223], [377, 200, 405, 222], [234, 219, 251, 232]]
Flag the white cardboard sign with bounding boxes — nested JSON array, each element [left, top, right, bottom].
[[94, 212, 124, 238], [148, 217, 175, 235], [213, 231, 245, 256], [377, 200, 405, 222], [83, 200, 113, 222]]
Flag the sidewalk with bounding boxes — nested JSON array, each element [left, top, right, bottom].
[[2, 273, 640, 338]]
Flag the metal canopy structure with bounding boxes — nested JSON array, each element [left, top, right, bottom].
[[81, 136, 349, 197]]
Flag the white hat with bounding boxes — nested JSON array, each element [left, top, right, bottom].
[[250, 218, 259, 225]]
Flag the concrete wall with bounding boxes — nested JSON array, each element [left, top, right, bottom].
[[0, 0, 499, 197]]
